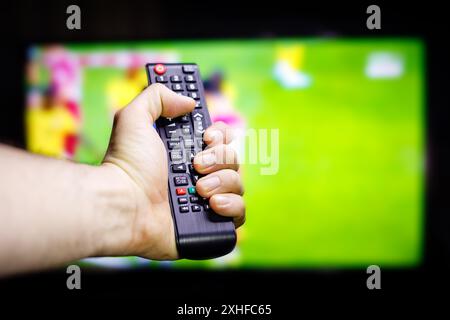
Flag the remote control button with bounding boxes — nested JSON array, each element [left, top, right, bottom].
[[180, 115, 190, 123], [185, 75, 196, 82], [180, 205, 189, 213], [188, 187, 196, 194], [170, 150, 183, 161], [155, 75, 168, 83], [167, 140, 181, 149], [188, 92, 200, 100], [190, 196, 199, 203], [178, 92, 189, 97], [186, 83, 197, 91], [165, 127, 179, 138], [170, 75, 182, 82], [181, 127, 191, 135], [188, 164, 200, 180], [157, 117, 175, 126], [193, 125, 204, 136], [176, 188, 187, 196], [195, 129, 205, 137], [192, 112, 204, 121], [195, 101, 202, 109], [182, 65, 195, 73], [196, 139, 205, 149], [184, 138, 194, 148], [191, 173, 199, 185], [188, 163, 199, 184], [192, 112, 205, 137], [188, 151, 195, 162], [178, 197, 188, 204], [191, 205, 201, 212], [174, 176, 189, 186], [154, 64, 166, 75], [172, 163, 186, 173], [172, 84, 183, 91]]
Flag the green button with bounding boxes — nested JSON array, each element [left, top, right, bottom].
[[188, 187, 196, 194]]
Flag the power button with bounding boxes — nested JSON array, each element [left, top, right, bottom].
[[154, 64, 166, 75]]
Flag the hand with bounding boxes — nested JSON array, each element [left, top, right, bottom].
[[102, 84, 245, 260]]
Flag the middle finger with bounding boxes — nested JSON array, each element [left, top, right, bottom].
[[193, 144, 239, 174]]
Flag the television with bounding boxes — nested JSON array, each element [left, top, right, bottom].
[[24, 38, 425, 269]]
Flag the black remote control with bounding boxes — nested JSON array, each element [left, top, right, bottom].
[[146, 63, 237, 260]]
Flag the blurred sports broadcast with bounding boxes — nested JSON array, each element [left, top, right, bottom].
[[25, 38, 425, 269]]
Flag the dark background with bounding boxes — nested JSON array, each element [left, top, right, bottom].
[[0, 0, 449, 312]]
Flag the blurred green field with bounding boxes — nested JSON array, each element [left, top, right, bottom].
[[38, 39, 425, 268]]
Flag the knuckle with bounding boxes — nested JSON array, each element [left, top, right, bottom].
[[113, 108, 124, 123], [151, 82, 166, 91], [224, 145, 239, 169], [223, 125, 235, 143], [241, 198, 246, 214], [226, 170, 242, 191], [218, 144, 234, 165], [148, 83, 165, 103], [239, 214, 246, 227], [216, 121, 229, 131], [195, 180, 207, 194], [196, 177, 215, 196]]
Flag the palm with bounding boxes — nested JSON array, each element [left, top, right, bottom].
[[104, 106, 177, 259]]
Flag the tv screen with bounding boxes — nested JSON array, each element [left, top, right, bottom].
[[24, 38, 425, 269]]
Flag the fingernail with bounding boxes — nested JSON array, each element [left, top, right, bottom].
[[213, 195, 230, 208], [198, 152, 216, 168], [199, 176, 220, 192]]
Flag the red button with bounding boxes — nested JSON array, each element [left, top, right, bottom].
[[176, 188, 186, 195], [154, 64, 166, 75]]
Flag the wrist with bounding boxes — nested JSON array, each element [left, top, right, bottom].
[[83, 163, 138, 257]]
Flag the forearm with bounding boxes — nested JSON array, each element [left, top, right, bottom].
[[0, 145, 135, 276]]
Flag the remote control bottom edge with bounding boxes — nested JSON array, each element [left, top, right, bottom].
[[177, 229, 237, 260]]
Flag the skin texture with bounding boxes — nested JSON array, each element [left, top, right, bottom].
[[0, 84, 245, 276]]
